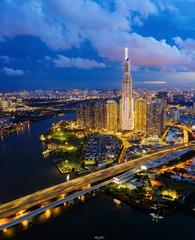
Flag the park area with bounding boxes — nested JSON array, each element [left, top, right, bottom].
[[40, 124, 85, 174]]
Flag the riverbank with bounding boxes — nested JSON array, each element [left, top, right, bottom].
[[1, 113, 195, 239], [0, 112, 76, 203]]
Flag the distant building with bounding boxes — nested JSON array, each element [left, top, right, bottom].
[[1, 100, 13, 110], [193, 102, 195, 111], [173, 110, 180, 122], [172, 94, 184, 103], [156, 91, 168, 99]]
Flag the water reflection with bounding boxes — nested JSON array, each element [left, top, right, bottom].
[[0, 112, 76, 203]]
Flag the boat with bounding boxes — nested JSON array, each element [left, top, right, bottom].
[[150, 212, 164, 222]]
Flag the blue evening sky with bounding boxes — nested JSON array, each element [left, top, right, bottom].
[[1, 0, 195, 90]]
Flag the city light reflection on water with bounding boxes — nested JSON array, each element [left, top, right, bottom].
[[0, 197, 87, 239], [1, 205, 65, 239]]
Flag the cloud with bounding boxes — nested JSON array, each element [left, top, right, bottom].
[[0, 0, 158, 50], [44, 56, 52, 61], [0, 55, 12, 64], [144, 81, 167, 85], [53, 55, 106, 69], [174, 37, 195, 52], [89, 31, 191, 66], [115, 0, 158, 18], [0, 0, 194, 72], [2, 67, 25, 76], [0, 1, 72, 50], [173, 37, 195, 70]]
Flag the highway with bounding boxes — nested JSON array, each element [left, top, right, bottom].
[[0, 179, 113, 231], [0, 142, 194, 229]]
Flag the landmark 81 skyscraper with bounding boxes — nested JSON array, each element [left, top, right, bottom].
[[121, 47, 133, 131]]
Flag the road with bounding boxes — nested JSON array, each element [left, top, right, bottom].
[[0, 179, 113, 231], [0, 143, 194, 223], [116, 135, 130, 163]]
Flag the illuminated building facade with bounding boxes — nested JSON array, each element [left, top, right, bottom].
[[0, 100, 13, 110], [77, 101, 107, 130], [121, 47, 133, 131], [94, 101, 106, 130], [106, 100, 119, 131], [173, 110, 180, 122], [134, 98, 148, 136], [77, 102, 94, 129]]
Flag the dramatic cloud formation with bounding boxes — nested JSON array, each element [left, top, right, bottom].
[[1, 0, 190, 69], [2, 67, 25, 76], [173, 37, 195, 71], [1, 0, 195, 89], [53, 55, 105, 69]]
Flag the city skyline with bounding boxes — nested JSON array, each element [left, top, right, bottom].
[[2, 2, 195, 240], [1, 0, 195, 90]]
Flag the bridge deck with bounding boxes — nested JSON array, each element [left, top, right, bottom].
[[0, 144, 194, 221]]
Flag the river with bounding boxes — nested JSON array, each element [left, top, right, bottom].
[[0, 112, 194, 240], [0, 112, 75, 203]]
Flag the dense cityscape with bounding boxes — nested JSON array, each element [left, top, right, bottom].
[[1, 48, 195, 239], [2, 1, 195, 240]]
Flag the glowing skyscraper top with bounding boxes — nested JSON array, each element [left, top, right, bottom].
[[125, 47, 128, 60]]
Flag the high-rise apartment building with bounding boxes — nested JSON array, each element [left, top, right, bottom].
[[134, 98, 148, 136], [94, 101, 106, 130], [77, 102, 94, 129], [77, 101, 107, 130], [147, 99, 166, 137], [106, 100, 119, 131]]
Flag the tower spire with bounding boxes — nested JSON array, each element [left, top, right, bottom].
[[125, 47, 128, 60]]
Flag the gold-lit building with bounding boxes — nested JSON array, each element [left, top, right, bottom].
[[134, 97, 166, 137], [106, 100, 119, 132], [134, 98, 148, 136], [94, 101, 106, 130], [77, 103, 94, 129]]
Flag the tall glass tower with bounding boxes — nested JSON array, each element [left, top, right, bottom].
[[121, 47, 133, 130]]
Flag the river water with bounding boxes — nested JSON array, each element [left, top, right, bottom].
[[0, 112, 75, 203], [0, 112, 194, 240]]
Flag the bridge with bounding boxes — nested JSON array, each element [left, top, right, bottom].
[[162, 124, 195, 143], [0, 143, 195, 231]]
